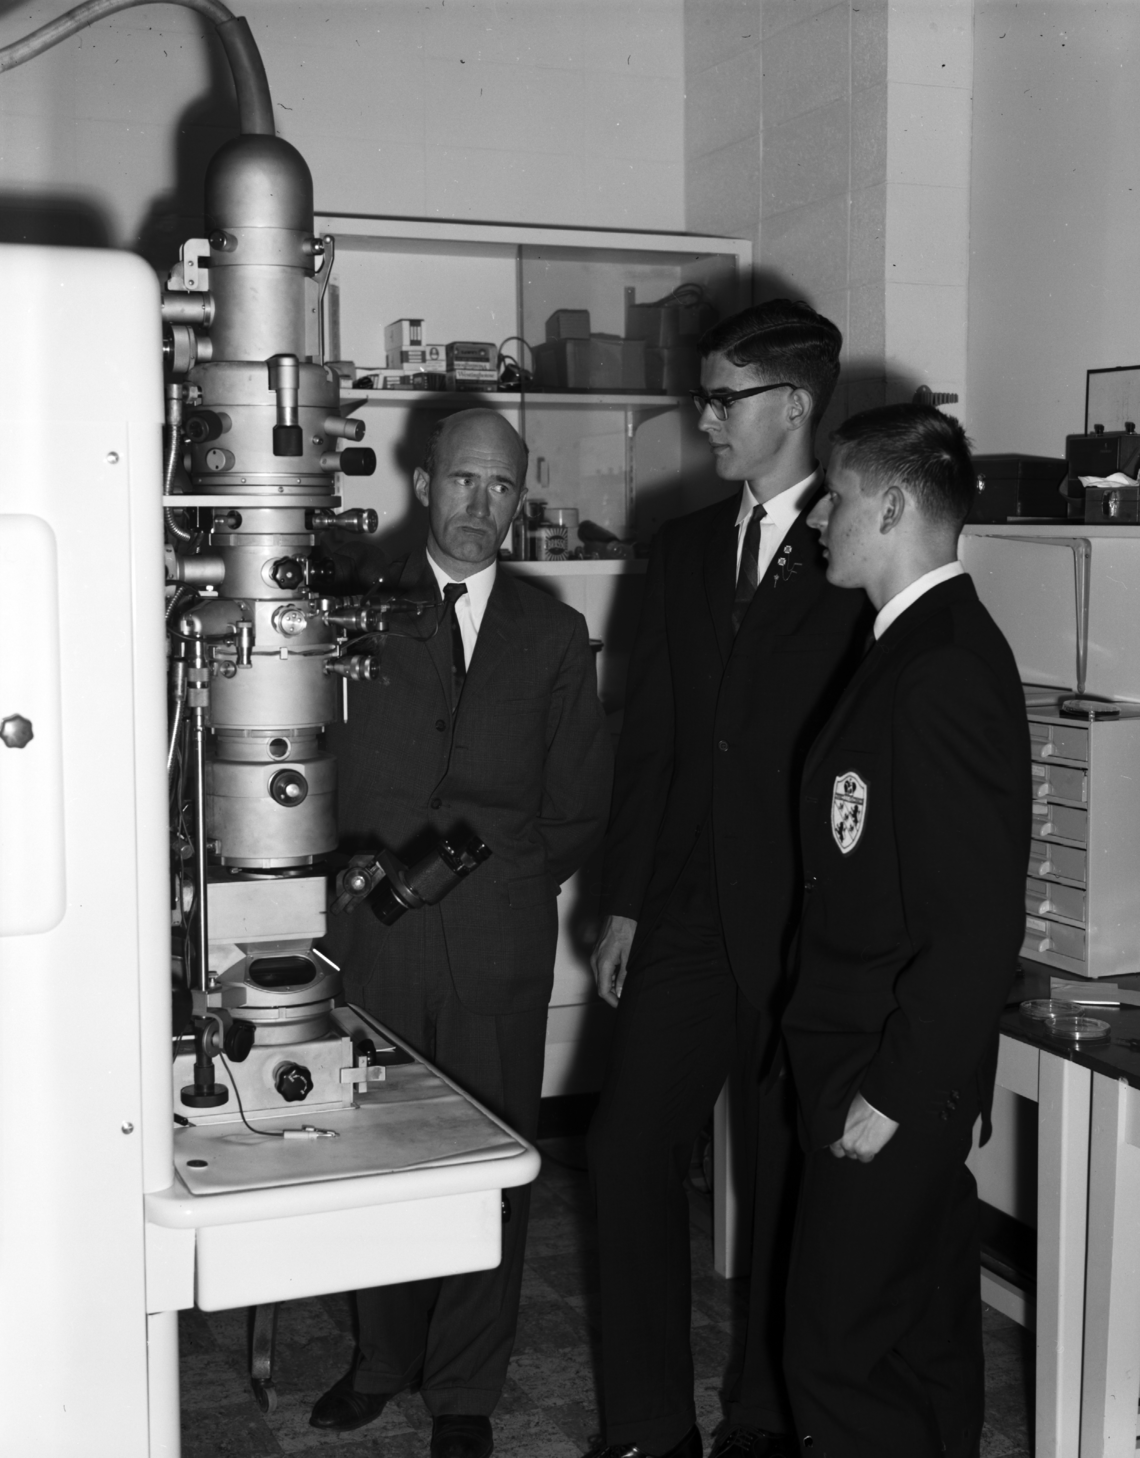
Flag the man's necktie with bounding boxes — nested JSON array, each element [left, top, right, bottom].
[[731, 503, 767, 633], [442, 581, 468, 709]]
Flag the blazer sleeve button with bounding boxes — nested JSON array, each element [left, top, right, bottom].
[[430, 797, 442, 809], [718, 740, 729, 752]]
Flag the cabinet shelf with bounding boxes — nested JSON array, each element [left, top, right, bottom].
[[505, 558, 647, 577], [348, 389, 686, 411]]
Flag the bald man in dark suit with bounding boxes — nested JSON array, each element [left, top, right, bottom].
[[311, 410, 612, 1458]]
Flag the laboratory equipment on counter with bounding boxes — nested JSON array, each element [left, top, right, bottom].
[[961, 525, 1140, 980]]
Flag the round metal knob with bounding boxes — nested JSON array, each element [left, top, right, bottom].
[[0, 715, 33, 749], [269, 769, 308, 807]]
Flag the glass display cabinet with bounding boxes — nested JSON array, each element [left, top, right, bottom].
[[315, 214, 752, 1092]]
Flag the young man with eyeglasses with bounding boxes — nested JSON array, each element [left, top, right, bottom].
[[585, 301, 872, 1458]]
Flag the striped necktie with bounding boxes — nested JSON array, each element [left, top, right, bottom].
[[732, 503, 767, 633], [442, 581, 468, 709]]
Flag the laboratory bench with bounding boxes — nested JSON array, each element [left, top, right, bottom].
[[993, 964, 1140, 1457]]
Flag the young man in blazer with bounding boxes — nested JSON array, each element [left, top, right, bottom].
[[586, 302, 871, 1458], [310, 410, 612, 1458], [782, 404, 1031, 1457]]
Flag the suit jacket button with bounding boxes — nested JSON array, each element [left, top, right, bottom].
[[718, 740, 728, 752], [435, 719, 446, 732], [803, 877, 817, 893], [430, 797, 442, 809]]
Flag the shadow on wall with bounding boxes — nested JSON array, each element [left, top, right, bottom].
[[0, 192, 112, 247], [133, 19, 242, 273]]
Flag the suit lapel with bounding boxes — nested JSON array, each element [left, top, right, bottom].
[[733, 495, 824, 643], [459, 565, 523, 709], [803, 574, 977, 778], [402, 550, 454, 708], [702, 493, 743, 666]]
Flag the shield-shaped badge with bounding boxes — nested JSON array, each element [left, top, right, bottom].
[[831, 771, 868, 854]]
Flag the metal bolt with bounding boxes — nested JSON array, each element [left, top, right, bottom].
[[121, 1121, 134, 1134], [106, 451, 120, 465], [0, 715, 33, 749]]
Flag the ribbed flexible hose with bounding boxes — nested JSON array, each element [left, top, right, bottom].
[[0, 0, 274, 135]]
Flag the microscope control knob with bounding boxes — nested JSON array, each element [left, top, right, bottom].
[[338, 447, 377, 476], [274, 1062, 313, 1103], [0, 715, 33, 749], [269, 769, 308, 807], [223, 1020, 255, 1063], [270, 557, 305, 590]]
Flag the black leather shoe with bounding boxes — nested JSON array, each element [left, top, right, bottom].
[[308, 1368, 392, 1431], [431, 1414, 494, 1458], [583, 1424, 703, 1458], [710, 1428, 794, 1458]]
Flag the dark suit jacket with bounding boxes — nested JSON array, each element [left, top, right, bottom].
[[782, 574, 1031, 1150], [324, 552, 612, 1015], [600, 485, 871, 1015]]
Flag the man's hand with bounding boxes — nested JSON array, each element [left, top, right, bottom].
[[591, 915, 637, 1008], [829, 1092, 899, 1163]]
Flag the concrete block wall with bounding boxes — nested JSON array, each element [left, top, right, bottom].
[[685, 0, 974, 443]]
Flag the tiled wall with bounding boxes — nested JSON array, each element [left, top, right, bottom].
[[683, 0, 762, 242], [685, 0, 974, 439], [967, 1, 1140, 457], [0, 0, 686, 262], [884, 0, 974, 424]]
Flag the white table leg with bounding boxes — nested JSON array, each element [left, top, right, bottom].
[[1036, 1051, 1091, 1458], [147, 1309, 181, 1457], [713, 1082, 738, 1277], [1080, 1073, 1140, 1457]]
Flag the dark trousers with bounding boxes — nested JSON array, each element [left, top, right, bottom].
[[783, 1125, 983, 1458], [588, 846, 800, 1450], [349, 905, 548, 1415]]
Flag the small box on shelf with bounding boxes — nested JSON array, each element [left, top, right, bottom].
[[533, 337, 646, 392]]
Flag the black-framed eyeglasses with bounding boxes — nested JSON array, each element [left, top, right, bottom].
[[689, 382, 796, 421]]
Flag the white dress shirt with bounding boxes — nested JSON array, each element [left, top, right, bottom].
[[426, 551, 497, 668], [872, 561, 966, 641], [735, 470, 820, 585]]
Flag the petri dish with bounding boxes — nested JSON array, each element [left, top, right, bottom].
[[1020, 999, 1081, 1021], [1047, 1015, 1111, 1044]]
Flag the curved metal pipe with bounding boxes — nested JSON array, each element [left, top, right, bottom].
[[0, 1, 274, 136]]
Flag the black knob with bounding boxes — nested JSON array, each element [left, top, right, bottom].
[[271, 557, 305, 590], [269, 768, 308, 807], [339, 448, 377, 476], [1127, 421, 1137, 434], [273, 423, 304, 457], [223, 1020, 255, 1062], [185, 411, 226, 444], [273, 1062, 313, 1102], [0, 715, 33, 749]]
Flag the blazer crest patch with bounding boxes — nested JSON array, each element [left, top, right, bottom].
[[831, 771, 868, 854]]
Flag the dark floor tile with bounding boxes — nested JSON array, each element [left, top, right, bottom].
[[180, 1306, 222, 1357], [544, 1400, 603, 1447], [316, 1290, 356, 1337], [513, 1301, 594, 1354], [690, 1322, 733, 1381], [527, 1248, 601, 1299], [493, 1374, 544, 1416], [181, 1401, 281, 1457], [690, 1274, 749, 1325], [982, 1379, 1032, 1451]]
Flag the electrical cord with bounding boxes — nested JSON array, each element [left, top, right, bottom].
[[219, 1051, 286, 1138], [0, 3, 275, 137]]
